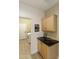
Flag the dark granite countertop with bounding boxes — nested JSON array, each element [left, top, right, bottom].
[[37, 37, 59, 46]]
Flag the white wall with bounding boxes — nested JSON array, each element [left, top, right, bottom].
[[19, 23, 27, 39], [45, 2, 59, 16], [19, 2, 45, 54]]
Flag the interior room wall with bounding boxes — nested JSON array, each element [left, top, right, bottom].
[[19, 17, 32, 32], [45, 2, 59, 40], [19, 17, 32, 39], [19, 2, 45, 54]]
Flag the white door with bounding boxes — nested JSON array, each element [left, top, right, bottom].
[[19, 24, 27, 39]]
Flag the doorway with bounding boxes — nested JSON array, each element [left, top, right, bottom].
[[19, 17, 32, 59]]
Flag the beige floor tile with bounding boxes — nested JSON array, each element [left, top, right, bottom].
[[19, 39, 43, 59]]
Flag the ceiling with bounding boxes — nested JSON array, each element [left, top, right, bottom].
[[20, 0, 59, 11]]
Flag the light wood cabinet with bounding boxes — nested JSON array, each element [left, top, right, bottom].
[[38, 40, 58, 59], [41, 42, 48, 59], [38, 40, 48, 59], [42, 18, 48, 31], [42, 15, 57, 32]]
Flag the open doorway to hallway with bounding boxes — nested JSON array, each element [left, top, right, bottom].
[[19, 17, 32, 59], [19, 17, 43, 59]]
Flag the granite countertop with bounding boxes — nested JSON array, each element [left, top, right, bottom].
[[37, 37, 59, 46]]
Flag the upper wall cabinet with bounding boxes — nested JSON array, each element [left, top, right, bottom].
[[42, 15, 57, 32]]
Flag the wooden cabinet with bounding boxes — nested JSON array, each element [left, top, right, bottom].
[[42, 18, 48, 31], [41, 42, 48, 59], [38, 40, 58, 59], [38, 40, 48, 59], [42, 15, 57, 32]]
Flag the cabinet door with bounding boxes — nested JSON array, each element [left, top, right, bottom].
[[42, 15, 57, 32], [41, 42, 48, 59], [38, 40, 42, 55], [46, 16, 56, 32], [42, 18, 47, 31]]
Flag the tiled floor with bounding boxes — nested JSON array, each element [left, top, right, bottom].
[[19, 39, 43, 59], [32, 53, 43, 59], [19, 39, 32, 59]]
